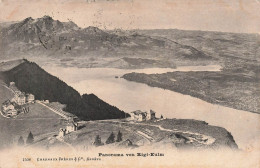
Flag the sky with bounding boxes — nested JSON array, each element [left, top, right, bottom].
[[0, 0, 259, 33]]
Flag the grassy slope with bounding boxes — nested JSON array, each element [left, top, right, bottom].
[[0, 83, 63, 148], [67, 122, 146, 149], [0, 82, 14, 104], [37, 119, 237, 150]]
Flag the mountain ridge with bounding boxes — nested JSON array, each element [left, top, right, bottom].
[[0, 16, 214, 67]]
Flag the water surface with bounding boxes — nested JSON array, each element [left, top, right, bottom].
[[43, 65, 260, 150]]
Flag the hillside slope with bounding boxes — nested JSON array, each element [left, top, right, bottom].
[[0, 59, 129, 120]]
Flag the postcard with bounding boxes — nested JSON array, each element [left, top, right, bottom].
[[0, 0, 259, 167]]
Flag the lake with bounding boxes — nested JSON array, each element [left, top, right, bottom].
[[43, 65, 260, 150]]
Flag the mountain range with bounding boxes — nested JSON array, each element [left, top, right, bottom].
[[0, 16, 214, 68]]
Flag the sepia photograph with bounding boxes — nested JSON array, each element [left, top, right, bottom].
[[0, 0, 259, 167]]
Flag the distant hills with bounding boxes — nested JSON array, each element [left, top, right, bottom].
[[0, 16, 214, 68], [136, 29, 260, 70], [0, 59, 128, 120]]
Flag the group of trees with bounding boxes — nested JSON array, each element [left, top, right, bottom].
[[93, 131, 123, 146], [17, 131, 34, 146]]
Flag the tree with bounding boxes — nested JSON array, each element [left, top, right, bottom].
[[116, 131, 122, 142], [106, 132, 115, 144], [161, 115, 164, 119], [26, 131, 34, 144], [18, 136, 24, 146], [93, 135, 103, 146]]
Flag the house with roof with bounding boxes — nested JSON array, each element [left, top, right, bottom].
[[2, 100, 15, 111], [26, 94, 35, 103], [146, 110, 156, 120], [2, 100, 18, 117], [130, 110, 147, 121], [58, 128, 66, 138], [9, 82, 35, 105], [9, 82, 20, 93], [66, 122, 78, 133], [9, 82, 15, 87], [6, 109, 18, 116], [57, 122, 78, 139], [130, 110, 156, 121], [14, 93, 26, 105]]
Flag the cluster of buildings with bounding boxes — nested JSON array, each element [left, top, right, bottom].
[[58, 121, 79, 138], [130, 109, 156, 121], [9, 82, 35, 105], [11, 92, 35, 105], [1, 82, 35, 117], [2, 99, 30, 117], [2, 100, 19, 116]]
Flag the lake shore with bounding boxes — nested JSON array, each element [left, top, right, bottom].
[[42, 65, 260, 150], [122, 70, 260, 114]]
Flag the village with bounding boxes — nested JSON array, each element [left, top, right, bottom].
[[1, 82, 35, 118]]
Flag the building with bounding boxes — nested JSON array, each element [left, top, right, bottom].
[[2, 100, 18, 117], [6, 109, 18, 116], [57, 122, 78, 138], [14, 93, 26, 105], [2, 100, 15, 111], [58, 128, 66, 138], [66, 122, 78, 133], [9, 82, 15, 87], [13, 92, 35, 105], [9, 82, 35, 105], [130, 109, 156, 121], [130, 110, 147, 121], [14, 91, 22, 95], [9, 82, 20, 93], [146, 110, 156, 120], [26, 94, 35, 103]]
